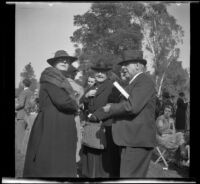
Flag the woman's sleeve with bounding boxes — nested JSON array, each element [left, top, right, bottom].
[[45, 83, 78, 113]]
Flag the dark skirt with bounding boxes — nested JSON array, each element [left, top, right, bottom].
[[81, 126, 120, 178], [176, 110, 186, 131]]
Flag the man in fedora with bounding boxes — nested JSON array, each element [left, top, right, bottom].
[[81, 58, 120, 178], [91, 50, 157, 178]]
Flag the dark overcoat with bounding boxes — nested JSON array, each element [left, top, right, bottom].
[[95, 73, 157, 148], [23, 81, 78, 177], [81, 79, 120, 178], [94, 73, 157, 177], [175, 97, 188, 131]]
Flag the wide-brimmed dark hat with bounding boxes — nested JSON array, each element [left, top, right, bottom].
[[91, 60, 112, 72], [118, 50, 147, 66], [47, 50, 77, 66]]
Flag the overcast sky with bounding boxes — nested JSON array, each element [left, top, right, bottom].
[[15, 2, 190, 87]]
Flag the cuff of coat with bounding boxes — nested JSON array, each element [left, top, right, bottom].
[[94, 107, 112, 121], [110, 101, 128, 116]]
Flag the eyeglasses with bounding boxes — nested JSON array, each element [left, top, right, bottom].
[[57, 59, 68, 64], [61, 60, 68, 64]]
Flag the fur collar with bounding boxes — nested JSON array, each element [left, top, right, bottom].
[[40, 67, 77, 102]]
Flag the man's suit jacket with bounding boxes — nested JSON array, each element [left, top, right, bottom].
[[16, 88, 33, 120], [81, 79, 118, 126], [94, 73, 157, 148]]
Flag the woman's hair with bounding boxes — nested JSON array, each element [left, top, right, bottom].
[[164, 104, 173, 112]]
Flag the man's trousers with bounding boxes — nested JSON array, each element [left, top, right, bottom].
[[120, 146, 153, 178]]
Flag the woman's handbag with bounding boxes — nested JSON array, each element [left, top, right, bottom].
[[82, 121, 106, 149]]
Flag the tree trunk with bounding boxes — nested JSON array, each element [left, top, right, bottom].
[[158, 72, 166, 97], [157, 50, 175, 97], [155, 75, 159, 92]]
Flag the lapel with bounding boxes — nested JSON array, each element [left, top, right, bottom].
[[95, 79, 110, 97]]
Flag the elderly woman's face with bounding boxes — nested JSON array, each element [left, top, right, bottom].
[[54, 60, 69, 71], [95, 71, 107, 83]]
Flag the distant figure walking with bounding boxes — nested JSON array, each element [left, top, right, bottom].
[[175, 92, 188, 131], [15, 79, 33, 154]]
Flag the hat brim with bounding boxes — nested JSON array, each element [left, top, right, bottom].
[[47, 56, 77, 66], [118, 59, 147, 66], [91, 67, 112, 72]]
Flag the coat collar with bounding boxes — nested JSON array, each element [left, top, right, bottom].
[[125, 72, 145, 92], [129, 72, 143, 85]]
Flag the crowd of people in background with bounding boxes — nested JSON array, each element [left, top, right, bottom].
[[155, 91, 190, 167], [15, 49, 190, 178]]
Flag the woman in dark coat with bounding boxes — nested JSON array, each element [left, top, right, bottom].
[[175, 92, 188, 131], [80, 61, 120, 178], [23, 50, 79, 177]]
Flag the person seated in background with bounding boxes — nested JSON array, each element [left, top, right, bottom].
[[160, 91, 174, 116], [156, 105, 185, 151]]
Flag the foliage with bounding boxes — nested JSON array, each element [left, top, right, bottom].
[[162, 61, 190, 96], [16, 63, 38, 94], [71, 2, 187, 97], [122, 2, 184, 93], [71, 2, 143, 75]]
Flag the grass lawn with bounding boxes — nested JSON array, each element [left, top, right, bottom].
[[15, 150, 189, 178]]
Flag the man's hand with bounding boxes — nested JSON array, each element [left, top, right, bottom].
[[103, 103, 112, 113], [85, 89, 97, 98]]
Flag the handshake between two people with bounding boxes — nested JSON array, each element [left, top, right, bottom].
[[87, 103, 112, 122]]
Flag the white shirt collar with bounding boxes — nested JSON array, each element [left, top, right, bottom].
[[129, 72, 143, 84], [24, 87, 29, 90]]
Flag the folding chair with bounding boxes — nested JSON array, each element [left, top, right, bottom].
[[154, 146, 169, 170], [154, 117, 178, 170]]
